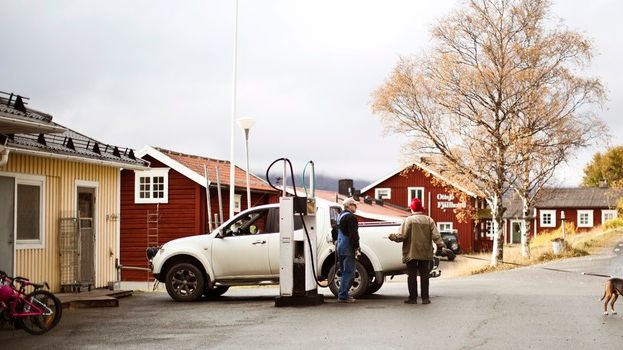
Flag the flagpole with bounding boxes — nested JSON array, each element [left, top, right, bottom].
[[229, 0, 239, 220]]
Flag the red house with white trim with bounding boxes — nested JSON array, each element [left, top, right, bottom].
[[360, 162, 490, 252], [119, 146, 279, 281], [362, 161, 621, 252], [503, 187, 620, 244]]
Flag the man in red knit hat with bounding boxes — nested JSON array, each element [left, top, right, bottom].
[[389, 197, 446, 304]]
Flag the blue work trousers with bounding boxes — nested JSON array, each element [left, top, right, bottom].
[[337, 233, 356, 300]]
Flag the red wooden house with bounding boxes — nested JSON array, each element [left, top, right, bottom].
[[119, 146, 279, 281], [503, 187, 620, 244], [361, 160, 621, 252], [360, 161, 490, 252]]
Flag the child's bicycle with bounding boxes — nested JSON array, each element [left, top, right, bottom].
[[0, 270, 62, 335]]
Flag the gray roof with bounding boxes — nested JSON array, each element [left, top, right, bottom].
[[502, 187, 621, 219], [503, 197, 526, 219], [0, 101, 65, 134], [1, 95, 148, 169], [534, 187, 621, 209]]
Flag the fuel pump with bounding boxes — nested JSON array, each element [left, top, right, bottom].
[[271, 159, 324, 307]]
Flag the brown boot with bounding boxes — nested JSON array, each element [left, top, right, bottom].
[[421, 298, 431, 304]]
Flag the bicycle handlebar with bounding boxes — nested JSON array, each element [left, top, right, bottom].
[[0, 272, 49, 291]]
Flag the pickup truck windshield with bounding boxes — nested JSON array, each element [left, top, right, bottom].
[[224, 207, 303, 236]]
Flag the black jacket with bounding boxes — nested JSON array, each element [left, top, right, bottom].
[[339, 210, 360, 250]]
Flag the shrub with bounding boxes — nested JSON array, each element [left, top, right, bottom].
[[531, 222, 577, 247], [604, 217, 623, 230]]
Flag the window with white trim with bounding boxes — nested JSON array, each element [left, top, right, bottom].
[[234, 194, 242, 213], [134, 168, 169, 204], [577, 210, 593, 228], [602, 209, 617, 224], [15, 176, 45, 249], [375, 188, 391, 200], [408, 187, 424, 207], [540, 210, 556, 228], [437, 222, 453, 232]]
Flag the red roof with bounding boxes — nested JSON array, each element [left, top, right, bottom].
[[314, 189, 411, 222], [156, 147, 276, 192]]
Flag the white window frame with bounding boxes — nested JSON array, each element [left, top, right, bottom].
[[234, 194, 242, 213], [374, 188, 391, 200], [437, 222, 453, 232], [14, 175, 46, 249], [407, 187, 424, 207], [577, 210, 594, 228], [602, 209, 617, 224], [134, 168, 169, 204], [540, 210, 556, 228]]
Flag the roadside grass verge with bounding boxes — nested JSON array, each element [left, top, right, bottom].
[[455, 227, 623, 277]]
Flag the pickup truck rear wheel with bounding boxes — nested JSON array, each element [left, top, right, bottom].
[[165, 262, 205, 302], [327, 261, 369, 299], [365, 277, 384, 295]]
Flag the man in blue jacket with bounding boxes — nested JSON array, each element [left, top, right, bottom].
[[336, 197, 360, 303]]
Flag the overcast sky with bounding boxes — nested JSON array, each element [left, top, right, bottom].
[[2, 0, 621, 186]]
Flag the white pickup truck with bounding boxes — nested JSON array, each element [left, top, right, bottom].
[[148, 201, 440, 302]]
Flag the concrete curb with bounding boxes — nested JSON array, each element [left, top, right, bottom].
[[57, 290, 133, 309]]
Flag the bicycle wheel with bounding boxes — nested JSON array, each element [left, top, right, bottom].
[[18, 290, 62, 335]]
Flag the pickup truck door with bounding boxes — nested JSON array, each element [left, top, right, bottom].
[[211, 208, 272, 279]]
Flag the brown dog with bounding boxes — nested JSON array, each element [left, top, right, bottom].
[[601, 278, 623, 315]]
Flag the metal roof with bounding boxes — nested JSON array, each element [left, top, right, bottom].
[[0, 98, 65, 134], [534, 187, 621, 209], [137, 146, 277, 193], [0, 94, 148, 169]]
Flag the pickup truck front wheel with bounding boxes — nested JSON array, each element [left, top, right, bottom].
[[327, 261, 369, 299], [165, 262, 205, 302]]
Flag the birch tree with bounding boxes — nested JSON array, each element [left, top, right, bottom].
[[510, 115, 604, 258], [372, 0, 605, 265]]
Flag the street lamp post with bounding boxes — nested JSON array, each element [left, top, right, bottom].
[[237, 117, 255, 210]]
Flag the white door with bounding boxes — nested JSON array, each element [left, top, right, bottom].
[[211, 208, 272, 278], [0, 176, 15, 274]]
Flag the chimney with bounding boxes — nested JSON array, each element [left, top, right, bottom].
[[338, 179, 353, 196], [353, 189, 360, 201]]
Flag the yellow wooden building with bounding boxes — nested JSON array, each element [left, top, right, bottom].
[[0, 93, 147, 292]]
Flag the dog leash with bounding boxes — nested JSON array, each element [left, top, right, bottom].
[[460, 254, 615, 279]]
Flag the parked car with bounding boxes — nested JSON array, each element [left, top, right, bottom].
[[147, 201, 442, 302], [436, 230, 460, 261]]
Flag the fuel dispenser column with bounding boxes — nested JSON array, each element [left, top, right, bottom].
[[275, 194, 324, 307], [278, 197, 294, 297]]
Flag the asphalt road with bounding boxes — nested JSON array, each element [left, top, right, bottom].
[[2, 240, 623, 350]]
